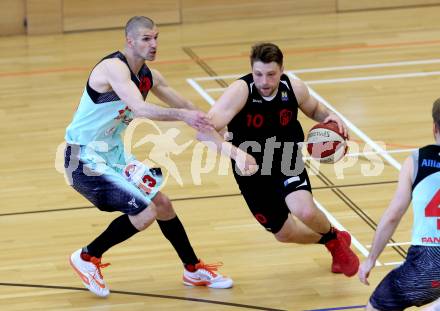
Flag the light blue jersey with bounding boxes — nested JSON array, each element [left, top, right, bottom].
[[65, 51, 153, 168], [411, 145, 440, 246], [66, 86, 132, 142]]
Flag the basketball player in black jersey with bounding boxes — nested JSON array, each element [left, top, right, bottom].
[[359, 99, 440, 310], [197, 42, 359, 277]]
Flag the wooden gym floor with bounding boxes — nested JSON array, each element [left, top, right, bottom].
[[1, 5, 440, 310]]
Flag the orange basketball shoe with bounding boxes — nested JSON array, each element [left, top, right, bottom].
[[69, 249, 110, 297], [183, 260, 233, 289]]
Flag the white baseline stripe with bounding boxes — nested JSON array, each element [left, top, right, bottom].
[[191, 58, 440, 81], [314, 200, 381, 265], [302, 148, 415, 162], [286, 71, 408, 265], [187, 77, 375, 262], [287, 72, 402, 171], [305, 71, 440, 85], [193, 74, 241, 81], [205, 87, 227, 93], [345, 148, 416, 158], [205, 71, 440, 91], [187, 78, 215, 105], [293, 58, 440, 73], [367, 241, 411, 248], [384, 261, 403, 266]]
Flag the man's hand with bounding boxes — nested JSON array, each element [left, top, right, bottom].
[[358, 258, 375, 286], [323, 114, 349, 139], [181, 109, 214, 131], [235, 151, 259, 176]]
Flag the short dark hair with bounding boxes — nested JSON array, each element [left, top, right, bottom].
[[433, 98, 440, 129], [125, 16, 155, 37], [250, 43, 283, 67]]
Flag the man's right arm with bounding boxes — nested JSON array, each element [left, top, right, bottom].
[[98, 59, 212, 130], [358, 156, 413, 285], [197, 80, 258, 175]]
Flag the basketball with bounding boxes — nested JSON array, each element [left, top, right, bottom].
[[306, 121, 348, 163]]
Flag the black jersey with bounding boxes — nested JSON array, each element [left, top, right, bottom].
[[228, 73, 304, 174], [86, 51, 153, 104]]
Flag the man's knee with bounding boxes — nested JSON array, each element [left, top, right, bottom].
[[274, 230, 292, 243], [153, 192, 175, 219], [274, 221, 294, 243], [286, 191, 317, 222], [293, 205, 317, 223], [129, 205, 157, 231]]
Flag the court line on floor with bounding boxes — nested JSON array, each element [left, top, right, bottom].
[[0, 282, 285, 311], [383, 261, 404, 266], [183, 47, 228, 87], [187, 24, 440, 48], [304, 305, 365, 311], [3, 37, 440, 79], [287, 72, 402, 171], [206, 69, 436, 91], [0, 181, 398, 217], [287, 58, 440, 74], [206, 68, 440, 91], [306, 161, 405, 261], [289, 71, 409, 259], [304, 71, 440, 85], [314, 199, 370, 259], [287, 69, 417, 259], [350, 139, 416, 150], [304, 148, 415, 161], [192, 57, 440, 82], [192, 39, 440, 64], [184, 38, 440, 73], [367, 241, 411, 248]]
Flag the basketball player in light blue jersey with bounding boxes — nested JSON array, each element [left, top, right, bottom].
[[65, 16, 232, 297], [359, 99, 440, 310]]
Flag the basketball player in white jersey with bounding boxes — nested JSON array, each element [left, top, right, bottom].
[[359, 99, 440, 310]]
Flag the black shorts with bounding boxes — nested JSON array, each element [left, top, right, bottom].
[[370, 245, 440, 310], [64, 144, 162, 216], [233, 168, 312, 234]]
